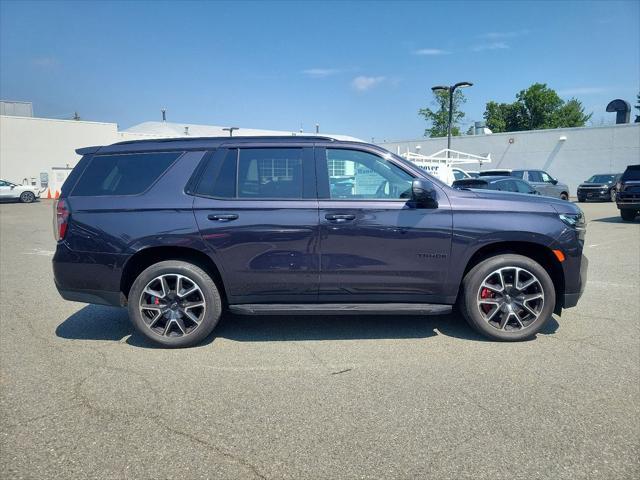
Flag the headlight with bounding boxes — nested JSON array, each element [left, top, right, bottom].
[[559, 212, 585, 229]]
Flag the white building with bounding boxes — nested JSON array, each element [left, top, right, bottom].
[[378, 123, 640, 194]]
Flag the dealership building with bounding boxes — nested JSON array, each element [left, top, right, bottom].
[[1, 100, 639, 197]]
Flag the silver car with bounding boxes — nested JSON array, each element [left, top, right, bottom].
[[0, 179, 40, 203], [511, 170, 570, 200]]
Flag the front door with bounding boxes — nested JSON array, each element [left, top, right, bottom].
[[193, 146, 319, 304], [316, 147, 452, 303]]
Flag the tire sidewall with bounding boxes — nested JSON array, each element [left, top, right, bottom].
[[461, 254, 556, 341], [128, 261, 221, 348]]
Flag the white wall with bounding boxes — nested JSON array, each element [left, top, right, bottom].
[[379, 123, 640, 194], [0, 115, 119, 185]]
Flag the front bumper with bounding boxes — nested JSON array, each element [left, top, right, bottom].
[[577, 189, 610, 200], [562, 254, 588, 309]]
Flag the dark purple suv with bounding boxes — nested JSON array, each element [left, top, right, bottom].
[[53, 136, 588, 347]]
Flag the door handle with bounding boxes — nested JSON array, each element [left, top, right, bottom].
[[207, 213, 239, 221], [325, 213, 355, 222]]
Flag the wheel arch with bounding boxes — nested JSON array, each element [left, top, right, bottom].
[[460, 241, 565, 314], [120, 246, 227, 305]]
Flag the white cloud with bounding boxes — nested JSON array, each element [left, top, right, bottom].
[[413, 48, 450, 56], [557, 87, 608, 96], [351, 76, 386, 92], [479, 30, 529, 39], [302, 68, 340, 78], [31, 56, 58, 67], [472, 42, 509, 52]]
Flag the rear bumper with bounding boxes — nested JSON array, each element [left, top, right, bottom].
[[562, 254, 588, 309], [55, 282, 123, 306]]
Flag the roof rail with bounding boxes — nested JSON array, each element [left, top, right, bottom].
[[112, 135, 338, 146]]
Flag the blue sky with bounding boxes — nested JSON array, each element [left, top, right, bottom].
[[1, 0, 638, 140]]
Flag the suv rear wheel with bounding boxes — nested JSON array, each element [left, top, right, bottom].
[[620, 209, 637, 221], [458, 254, 555, 341], [128, 260, 222, 347]]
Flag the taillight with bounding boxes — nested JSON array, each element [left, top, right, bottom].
[[54, 199, 70, 241]]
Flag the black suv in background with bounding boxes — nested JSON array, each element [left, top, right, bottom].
[[616, 165, 640, 221], [53, 136, 588, 347], [577, 173, 621, 203]]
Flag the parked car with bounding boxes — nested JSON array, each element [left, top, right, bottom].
[[615, 165, 640, 221], [479, 169, 570, 200], [452, 176, 540, 195], [53, 136, 588, 347], [0, 179, 40, 203], [576, 173, 622, 202]]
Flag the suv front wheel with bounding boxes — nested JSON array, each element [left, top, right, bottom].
[[458, 254, 556, 341], [128, 260, 222, 347]]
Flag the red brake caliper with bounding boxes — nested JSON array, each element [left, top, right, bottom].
[[480, 287, 494, 313]]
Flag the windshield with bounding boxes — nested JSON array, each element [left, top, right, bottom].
[[587, 174, 616, 183], [621, 166, 640, 181]]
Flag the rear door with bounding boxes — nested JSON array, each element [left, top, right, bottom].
[[316, 146, 452, 303], [192, 145, 320, 304], [525, 170, 551, 196]]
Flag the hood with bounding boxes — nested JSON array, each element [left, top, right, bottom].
[[460, 189, 580, 214], [579, 182, 610, 188]]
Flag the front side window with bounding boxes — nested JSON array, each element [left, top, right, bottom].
[[325, 149, 413, 200], [540, 171, 554, 183], [238, 148, 303, 199], [71, 152, 181, 196]]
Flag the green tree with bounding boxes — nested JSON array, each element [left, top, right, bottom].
[[482, 83, 592, 132], [419, 89, 466, 138]]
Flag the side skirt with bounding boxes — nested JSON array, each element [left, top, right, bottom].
[[228, 303, 452, 316]]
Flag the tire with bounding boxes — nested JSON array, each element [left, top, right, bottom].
[[19, 191, 35, 203], [609, 189, 616, 202], [457, 254, 556, 341], [560, 192, 569, 201], [128, 260, 222, 348], [620, 209, 636, 221]]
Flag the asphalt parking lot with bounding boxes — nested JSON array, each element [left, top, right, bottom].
[[1, 200, 638, 479]]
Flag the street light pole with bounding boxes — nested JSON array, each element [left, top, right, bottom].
[[431, 81, 473, 157]]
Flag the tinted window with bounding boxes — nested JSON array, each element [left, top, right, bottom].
[[325, 149, 413, 200], [0, 180, 9, 187], [587, 174, 617, 183], [515, 180, 534, 193], [238, 148, 303, 199], [511, 170, 524, 179], [527, 171, 543, 182], [453, 180, 488, 189], [196, 149, 237, 198], [71, 152, 180, 196], [496, 180, 518, 192], [453, 170, 466, 181], [621, 165, 640, 181]]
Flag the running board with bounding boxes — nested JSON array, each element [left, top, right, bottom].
[[228, 303, 452, 316]]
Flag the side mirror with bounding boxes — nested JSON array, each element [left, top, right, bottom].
[[412, 179, 438, 208], [550, 179, 558, 185], [10, 185, 15, 190]]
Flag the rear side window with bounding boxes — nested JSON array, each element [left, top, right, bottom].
[[527, 171, 543, 182], [238, 148, 303, 198], [511, 170, 524, 179], [71, 152, 180, 196]]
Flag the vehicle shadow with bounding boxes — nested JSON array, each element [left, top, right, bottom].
[[55, 304, 560, 348], [592, 216, 638, 223]]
